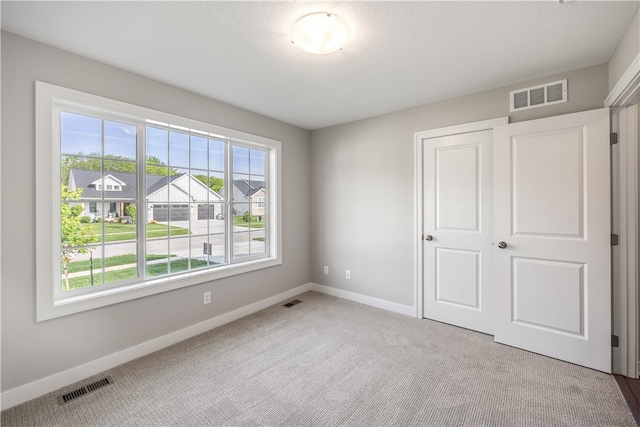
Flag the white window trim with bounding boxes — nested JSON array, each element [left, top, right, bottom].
[[36, 81, 282, 321]]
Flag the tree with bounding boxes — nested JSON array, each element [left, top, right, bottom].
[[61, 185, 98, 290], [146, 155, 178, 176], [194, 175, 225, 194], [61, 154, 177, 185], [208, 177, 225, 193], [125, 204, 136, 221]]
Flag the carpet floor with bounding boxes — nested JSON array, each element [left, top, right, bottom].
[[1, 291, 635, 426]]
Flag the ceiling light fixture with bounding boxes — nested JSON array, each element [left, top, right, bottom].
[[291, 13, 349, 54]]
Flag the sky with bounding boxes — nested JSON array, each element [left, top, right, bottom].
[[60, 111, 266, 177]]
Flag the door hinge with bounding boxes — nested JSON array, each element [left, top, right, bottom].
[[611, 234, 619, 246], [612, 335, 620, 348], [610, 132, 618, 145]]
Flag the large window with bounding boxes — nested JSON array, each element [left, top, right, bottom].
[[36, 82, 281, 320]]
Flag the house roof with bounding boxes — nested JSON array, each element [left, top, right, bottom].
[[146, 173, 183, 196], [69, 169, 183, 199], [233, 179, 265, 197]]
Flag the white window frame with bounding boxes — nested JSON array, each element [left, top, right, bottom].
[[36, 81, 282, 321]]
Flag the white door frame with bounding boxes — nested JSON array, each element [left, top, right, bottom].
[[414, 117, 508, 319], [606, 53, 639, 378]]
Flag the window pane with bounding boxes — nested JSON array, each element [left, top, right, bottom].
[[232, 146, 249, 174], [147, 215, 166, 240], [104, 120, 137, 159], [250, 149, 266, 176], [103, 242, 138, 285], [209, 233, 226, 264], [169, 131, 189, 167], [193, 204, 211, 235], [233, 202, 250, 260], [146, 126, 169, 166], [61, 112, 102, 156], [147, 174, 170, 214], [209, 171, 226, 201], [146, 239, 169, 278], [61, 155, 103, 186], [232, 231, 250, 261], [190, 235, 213, 270], [251, 188, 267, 219], [169, 237, 190, 274], [232, 173, 249, 201], [62, 246, 103, 292], [103, 161, 136, 201], [251, 228, 266, 256], [168, 205, 191, 235], [209, 139, 225, 172], [190, 135, 208, 170], [61, 180, 101, 288]]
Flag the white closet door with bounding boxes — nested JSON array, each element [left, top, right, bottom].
[[493, 108, 611, 372], [423, 130, 493, 335]]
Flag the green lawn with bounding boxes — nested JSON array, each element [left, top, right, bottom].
[[81, 222, 189, 242], [233, 216, 265, 229], [65, 257, 213, 290], [64, 254, 172, 274]]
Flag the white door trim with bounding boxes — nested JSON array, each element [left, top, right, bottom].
[[612, 104, 639, 378], [607, 52, 639, 378], [414, 117, 508, 319], [605, 53, 640, 108]]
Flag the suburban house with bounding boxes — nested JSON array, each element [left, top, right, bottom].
[[68, 168, 225, 222], [2, 2, 640, 425], [226, 179, 266, 218]]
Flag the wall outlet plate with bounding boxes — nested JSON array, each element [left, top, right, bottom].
[[204, 291, 211, 304]]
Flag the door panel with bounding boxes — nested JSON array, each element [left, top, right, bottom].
[[512, 128, 584, 237], [493, 108, 610, 372], [436, 248, 480, 308], [437, 145, 479, 231], [423, 130, 493, 334], [512, 257, 584, 336]]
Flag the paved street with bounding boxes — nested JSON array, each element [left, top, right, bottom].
[[69, 219, 266, 266]]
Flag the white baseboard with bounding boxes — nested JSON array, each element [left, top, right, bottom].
[[1, 283, 312, 411], [309, 283, 415, 317]]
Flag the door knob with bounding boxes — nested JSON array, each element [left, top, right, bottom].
[[498, 241, 507, 249], [425, 235, 433, 241]]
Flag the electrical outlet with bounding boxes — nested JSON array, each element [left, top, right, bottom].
[[323, 266, 329, 275], [203, 291, 211, 305], [346, 270, 351, 279]]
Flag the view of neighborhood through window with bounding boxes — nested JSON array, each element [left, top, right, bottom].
[[60, 111, 268, 293]]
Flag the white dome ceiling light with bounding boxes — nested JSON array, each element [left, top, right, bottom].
[[291, 13, 349, 54]]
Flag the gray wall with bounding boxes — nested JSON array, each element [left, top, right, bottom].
[[310, 63, 609, 307], [608, 9, 639, 92], [0, 32, 311, 392]]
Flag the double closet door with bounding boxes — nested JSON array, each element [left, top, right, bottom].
[[422, 108, 611, 372]]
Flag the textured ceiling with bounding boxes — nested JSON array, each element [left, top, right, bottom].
[[2, 1, 639, 130]]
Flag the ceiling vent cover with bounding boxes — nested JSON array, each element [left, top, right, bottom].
[[510, 79, 567, 112]]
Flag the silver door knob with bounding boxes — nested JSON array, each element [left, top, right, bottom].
[[498, 241, 507, 249], [425, 235, 433, 241]]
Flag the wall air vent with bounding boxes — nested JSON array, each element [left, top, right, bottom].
[[510, 79, 567, 112]]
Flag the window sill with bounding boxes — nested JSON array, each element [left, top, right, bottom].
[[39, 257, 282, 321]]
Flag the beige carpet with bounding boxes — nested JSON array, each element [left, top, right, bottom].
[[1, 291, 635, 426]]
